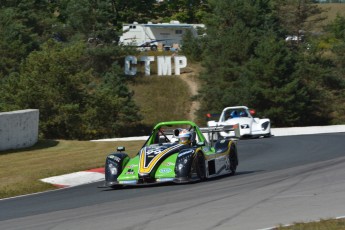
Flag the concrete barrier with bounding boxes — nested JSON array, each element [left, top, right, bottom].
[[0, 109, 39, 151]]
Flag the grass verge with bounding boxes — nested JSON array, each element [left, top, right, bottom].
[[276, 218, 345, 229], [0, 139, 144, 199]]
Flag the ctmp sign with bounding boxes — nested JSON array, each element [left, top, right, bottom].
[[125, 55, 187, 76]]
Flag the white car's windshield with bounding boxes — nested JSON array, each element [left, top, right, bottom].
[[223, 109, 249, 121]]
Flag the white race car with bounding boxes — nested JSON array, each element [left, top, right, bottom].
[[207, 106, 271, 138]]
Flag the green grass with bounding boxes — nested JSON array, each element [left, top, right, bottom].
[[276, 218, 345, 230], [129, 75, 192, 126], [0, 139, 144, 199], [318, 3, 345, 25]]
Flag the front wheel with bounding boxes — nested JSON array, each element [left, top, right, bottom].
[[191, 152, 206, 181], [229, 144, 238, 175]]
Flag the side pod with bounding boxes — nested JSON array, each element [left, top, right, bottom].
[[105, 153, 129, 187]]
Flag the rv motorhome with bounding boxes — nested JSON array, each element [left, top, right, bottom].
[[119, 21, 205, 51]]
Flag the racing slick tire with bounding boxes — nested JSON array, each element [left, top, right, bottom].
[[263, 132, 272, 138], [191, 152, 206, 181], [229, 143, 238, 175], [151, 45, 157, 51]]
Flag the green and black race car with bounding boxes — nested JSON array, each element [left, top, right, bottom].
[[104, 120, 239, 188]]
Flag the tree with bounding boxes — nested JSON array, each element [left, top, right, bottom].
[[273, 0, 326, 46], [0, 40, 141, 139], [155, 0, 210, 23], [0, 7, 38, 78], [197, 0, 275, 118], [181, 30, 205, 62], [196, 0, 340, 126], [82, 63, 142, 138], [244, 31, 328, 126], [324, 15, 345, 123]]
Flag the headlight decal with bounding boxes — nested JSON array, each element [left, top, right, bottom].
[[108, 163, 118, 175]]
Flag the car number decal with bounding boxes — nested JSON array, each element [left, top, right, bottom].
[[139, 144, 183, 174]]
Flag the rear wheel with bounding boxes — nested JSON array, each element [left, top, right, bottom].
[[263, 132, 271, 138], [151, 45, 157, 51]]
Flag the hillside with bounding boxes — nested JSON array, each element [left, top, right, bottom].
[[318, 3, 345, 24], [128, 61, 203, 128], [129, 3, 345, 129]]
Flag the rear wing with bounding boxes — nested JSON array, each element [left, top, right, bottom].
[[200, 124, 240, 143]]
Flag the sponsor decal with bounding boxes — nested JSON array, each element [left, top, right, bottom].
[[159, 168, 172, 174], [163, 162, 175, 166], [125, 165, 136, 168], [225, 157, 230, 170], [119, 180, 137, 184], [125, 169, 135, 175], [108, 155, 121, 162], [156, 178, 174, 182], [178, 149, 193, 157], [113, 156, 121, 162]]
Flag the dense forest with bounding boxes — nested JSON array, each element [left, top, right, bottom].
[[1, 0, 345, 139]]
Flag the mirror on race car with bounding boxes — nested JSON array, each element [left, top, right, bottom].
[[117, 146, 125, 152], [249, 109, 256, 116], [174, 128, 180, 137]]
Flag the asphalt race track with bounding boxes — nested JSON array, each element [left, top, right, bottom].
[[1, 133, 345, 230]]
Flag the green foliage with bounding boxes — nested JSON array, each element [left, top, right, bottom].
[[197, 0, 274, 115], [0, 7, 38, 77], [155, 0, 210, 23], [81, 63, 142, 139], [274, 0, 326, 32], [181, 30, 205, 62], [1, 0, 345, 140], [0, 40, 141, 139], [328, 14, 345, 40], [195, 0, 345, 127]]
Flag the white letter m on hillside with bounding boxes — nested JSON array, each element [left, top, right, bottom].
[[157, 56, 172, 76]]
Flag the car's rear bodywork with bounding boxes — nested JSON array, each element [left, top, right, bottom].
[[104, 120, 239, 187]]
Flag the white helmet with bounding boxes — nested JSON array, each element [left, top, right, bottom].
[[178, 129, 191, 145]]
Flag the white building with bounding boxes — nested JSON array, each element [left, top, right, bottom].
[[119, 21, 205, 51]]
